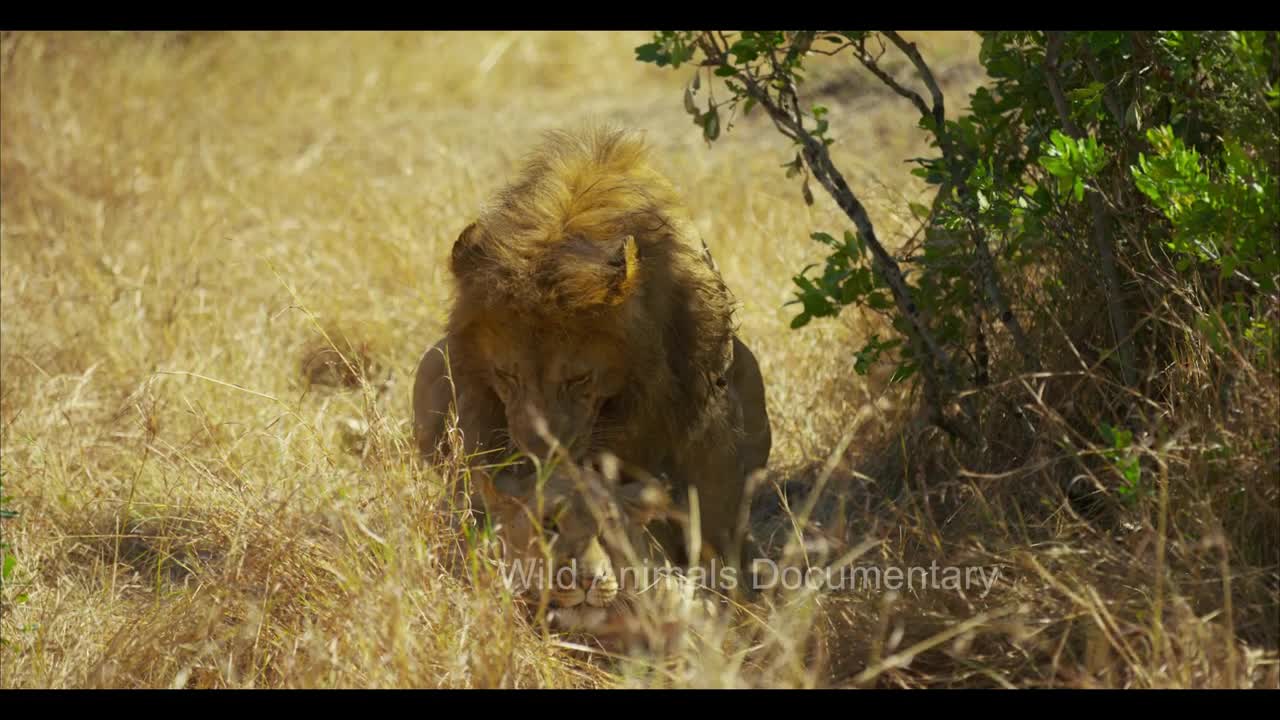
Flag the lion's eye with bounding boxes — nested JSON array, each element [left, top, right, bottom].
[[495, 368, 517, 385], [565, 372, 591, 389]]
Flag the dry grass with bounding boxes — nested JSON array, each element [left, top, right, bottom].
[[1, 31, 1276, 689]]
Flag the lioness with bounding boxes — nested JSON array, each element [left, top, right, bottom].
[[414, 126, 771, 632]]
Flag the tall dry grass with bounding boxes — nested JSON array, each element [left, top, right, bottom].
[[1, 31, 1275, 688]]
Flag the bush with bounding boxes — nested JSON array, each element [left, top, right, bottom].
[[638, 30, 1279, 671]]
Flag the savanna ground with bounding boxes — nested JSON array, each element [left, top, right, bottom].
[[1, 31, 1276, 688]]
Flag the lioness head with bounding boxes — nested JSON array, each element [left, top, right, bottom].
[[483, 460, 672, 632]]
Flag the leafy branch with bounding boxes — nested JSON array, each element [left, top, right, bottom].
[[638, 31, 979, 442]]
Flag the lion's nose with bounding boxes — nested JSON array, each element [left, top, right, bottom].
[[515, 405, 555, 458], [515, 435, 550, 460]]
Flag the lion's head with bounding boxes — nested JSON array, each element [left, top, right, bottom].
[[454, 274, 633, 460], [443, 125, 738, 468]]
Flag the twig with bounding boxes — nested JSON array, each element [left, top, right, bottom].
[[881, 32, 945, 130], [1079, 47, 1127, 126]]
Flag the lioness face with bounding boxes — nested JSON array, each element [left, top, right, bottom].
[[496, 485, 618, 608], [474, 320, 627, 462], [486, 466, 670, 634]]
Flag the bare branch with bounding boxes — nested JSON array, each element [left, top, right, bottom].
[[852, 38, 932, 120], [765, 41, 805, 128], [691, 31, 979, 443], [796, 133, 978, 444], [858, 32, 1039, 373], [882, 31, 946, 131], [1080, 46, 1127, 126]]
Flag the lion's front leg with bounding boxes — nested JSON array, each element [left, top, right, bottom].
[[729, 335, 772, 478], [666, 438, 755, 588], [412, 338, 455, 460], [415, 335, 535, 532], [412, 336, 507, 462]]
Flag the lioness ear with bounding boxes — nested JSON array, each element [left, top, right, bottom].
[[617, 478, 672, 526], [601, 234, 640, 305], [450, 222, 489, 278]]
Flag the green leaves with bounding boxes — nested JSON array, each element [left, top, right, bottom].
[[702, 106, 721, 142], [0, 469, 14, 522], [1039, 130, 1108, 202], [679, 67, 724, 145], [639, 29, 1279, 417], [1068, 81, 1107, 120], [1132, 125, 1280, 289], [634, 32, 698, 68], [782, 154, 804, 178], [788, 229, 890, 332], [0, 469, 20, 601], [908, 202, 931, 222], [1, 553, 14, 584], [853, 335, 903, 375], [729, 36, 761, 63], [811, 105, 829, 137], [1100, 424, 1145, 503], [639, 31, 849, 216], [683, 85, 698, 116]]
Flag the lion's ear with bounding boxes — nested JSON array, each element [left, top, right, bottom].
[[545, 234, 641, 308], [449, 222, 489, 278], [600, 234, 640, 305]]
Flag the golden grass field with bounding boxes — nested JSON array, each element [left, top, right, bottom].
[[1, 31, 1276, 688]]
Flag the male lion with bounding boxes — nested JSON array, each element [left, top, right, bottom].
[[414, 126, 771, 634]]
